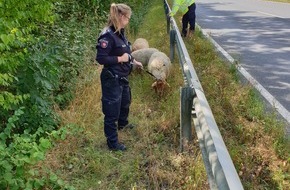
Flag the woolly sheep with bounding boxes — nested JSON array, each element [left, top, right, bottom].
[[132, 38, 149, 52], [131, 48, 159, 69], [147, 51, 172, 96], [148, 51, 171, 81]]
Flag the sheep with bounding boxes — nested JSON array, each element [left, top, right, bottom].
[[131, 48, 159, 69], [132, 38, 149, 52], [147, 51, 172, 96], [148, 51, 171, 81]]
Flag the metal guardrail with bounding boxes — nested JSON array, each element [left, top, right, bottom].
[[163, 1, 244, 189]]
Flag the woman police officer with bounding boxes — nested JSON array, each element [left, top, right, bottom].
[[96, 3, 143, 151]]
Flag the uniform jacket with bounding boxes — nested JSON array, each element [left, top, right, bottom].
[[96, 26, 132, 77], [170, 0, 195, 16]]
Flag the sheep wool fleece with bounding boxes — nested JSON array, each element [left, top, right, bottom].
[[96, 26, 133, 148]]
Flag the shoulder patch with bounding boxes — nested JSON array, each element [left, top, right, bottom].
[[100, 39, 108, 48]]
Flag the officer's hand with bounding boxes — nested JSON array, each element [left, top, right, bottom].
[[118, 53, 130, 63], [134, 60, 143, 69]]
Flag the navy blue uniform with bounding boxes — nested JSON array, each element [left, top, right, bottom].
[[182, 3, 196, 36], [96, 26, 133, 148]]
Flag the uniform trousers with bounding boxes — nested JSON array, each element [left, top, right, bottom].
[[100, 68, 131, 146], [182, 3, 196, 36]]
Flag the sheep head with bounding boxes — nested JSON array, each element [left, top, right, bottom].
[[152, 79, 170, 97], [148, 51, 172, 97]]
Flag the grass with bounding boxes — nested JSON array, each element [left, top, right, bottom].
[[37, 0, 290, 189]]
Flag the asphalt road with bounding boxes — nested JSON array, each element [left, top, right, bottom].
[[196, 0, 290, 130]]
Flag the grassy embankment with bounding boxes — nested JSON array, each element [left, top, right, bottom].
[[38, 0, 289, 189]]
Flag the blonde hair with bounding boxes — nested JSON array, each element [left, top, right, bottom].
[[107, 3, 131, 33]]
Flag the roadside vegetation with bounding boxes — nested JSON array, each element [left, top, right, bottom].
[[1, 0, 289, 189]]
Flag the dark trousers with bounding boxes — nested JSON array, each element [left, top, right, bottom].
[[182, 3, 196, 36], [100, 69, 131, 146]]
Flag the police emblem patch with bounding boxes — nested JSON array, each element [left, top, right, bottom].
[[100, 39, 108, 48]]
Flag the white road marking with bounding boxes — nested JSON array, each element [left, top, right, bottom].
[[257, 11, 285, 19]]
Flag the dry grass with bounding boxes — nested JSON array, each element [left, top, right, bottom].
[[39, 1, 210, 189]]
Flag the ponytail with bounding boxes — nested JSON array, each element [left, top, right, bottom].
[[107, 3, 131, 33]]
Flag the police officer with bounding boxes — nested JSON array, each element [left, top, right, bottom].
[[170, 0, 196, 37], [96, 3, 143, 151]]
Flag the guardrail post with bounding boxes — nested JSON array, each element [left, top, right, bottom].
[[163, 0, 170, 33], [169, 29, 176, 62], [180, 87, 194, 152]]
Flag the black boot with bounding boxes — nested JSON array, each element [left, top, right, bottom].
[[107, 140, 127, 151], [181, 29, 187, 37]]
